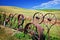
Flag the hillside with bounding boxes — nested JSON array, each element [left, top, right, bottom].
[[0, 6, 38, 17], [0, 6, 60, 40], [0, 6, 60, 20]]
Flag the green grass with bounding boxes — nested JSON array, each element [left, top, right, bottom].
[[0, 6, 60, 40], [12, 19, 60, 40]]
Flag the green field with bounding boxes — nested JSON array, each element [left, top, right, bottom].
[[0, 6, 60, 40]]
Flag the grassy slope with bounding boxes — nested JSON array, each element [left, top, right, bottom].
[[0, 6, 38, 17], [0, 6, 60, 40], [0, 6, 60, 20]]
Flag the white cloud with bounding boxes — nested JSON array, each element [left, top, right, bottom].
[[32, 0, 60, 9]]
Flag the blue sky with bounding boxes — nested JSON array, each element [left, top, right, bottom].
[[0, 0, 60, 9]]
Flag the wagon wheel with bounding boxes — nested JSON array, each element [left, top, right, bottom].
[[8, 14, 17, 27], [44, 13, 57, 29], [17, 14, 24, 31], [18, 14, 24, 25], [24, 23, 39, 40], [33, 12, 44, 24], [24, 23, 37, 34], [44, 13, 57, 40], [9, 13, 17, 19]]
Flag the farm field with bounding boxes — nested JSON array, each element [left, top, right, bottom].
[[0, 6, 60, 40]]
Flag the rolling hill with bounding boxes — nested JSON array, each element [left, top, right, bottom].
[[0, 6, 38, 17], [0, 6, 60, 40], [0, 6, 60, 20]]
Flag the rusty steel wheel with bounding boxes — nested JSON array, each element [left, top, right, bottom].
[[33, 12, 44, 24], [44, 13, 57, 28], [24, 23, 39, 40], [18, 14, 24, 26], [24, 23, 37, 34]]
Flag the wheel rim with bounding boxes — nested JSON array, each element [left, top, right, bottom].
[[33, 12, 44, 24]]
